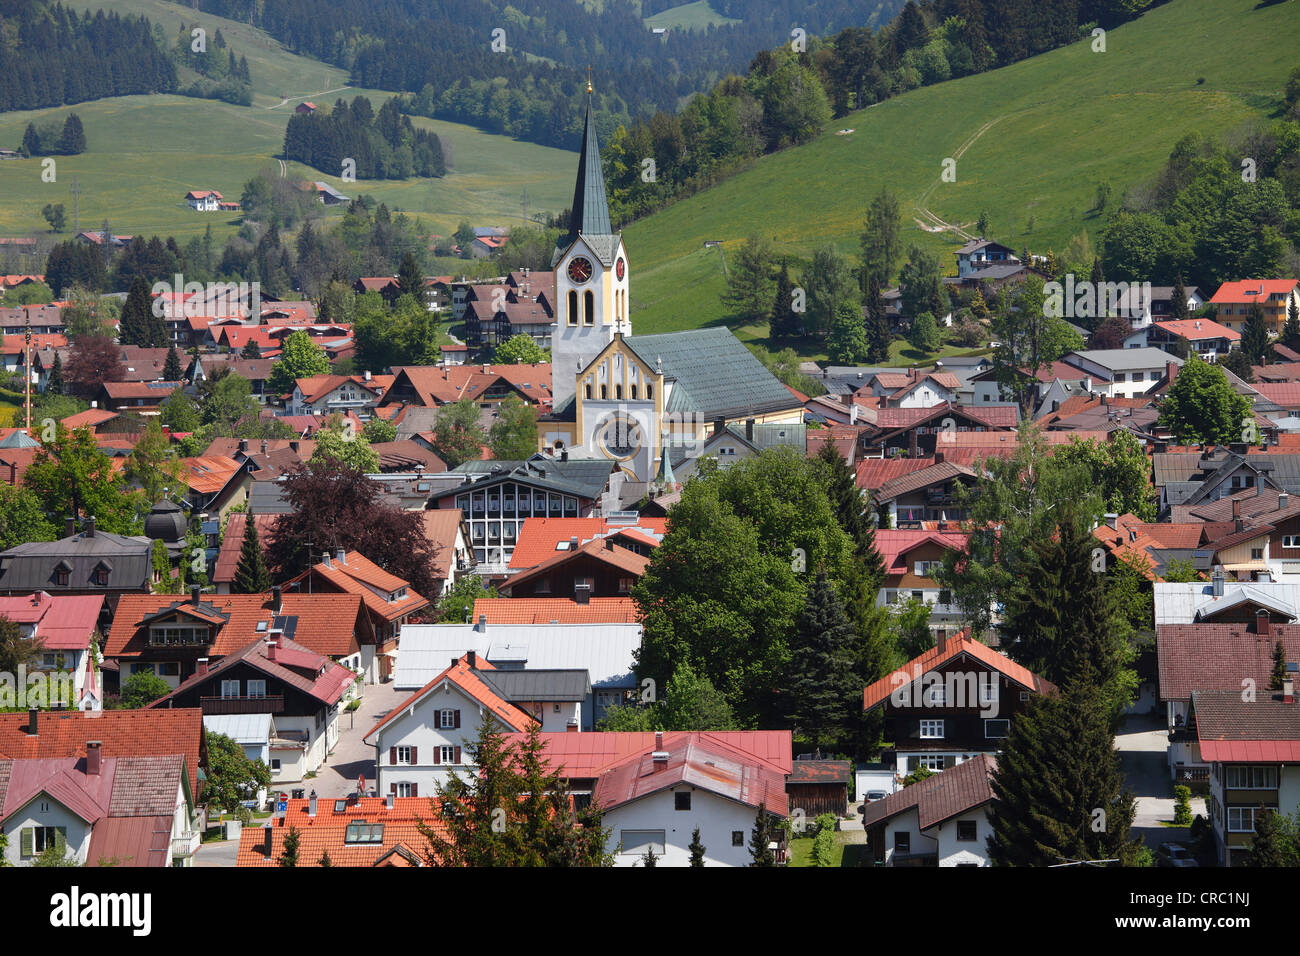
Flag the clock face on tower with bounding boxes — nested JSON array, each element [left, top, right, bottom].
[[616, 257, 625, 281], [597, 413, 643, 461], [567, 256, 593, 284]]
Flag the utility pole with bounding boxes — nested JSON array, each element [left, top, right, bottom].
[[71, 176, 80, 235], [23, 315, 31, 434]]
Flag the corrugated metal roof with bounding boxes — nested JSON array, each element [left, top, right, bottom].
[[477, 668, 592, 701], [1155, 581, 1300, 625], [203, 714, 273, 746], [394, 623, 641, 690]]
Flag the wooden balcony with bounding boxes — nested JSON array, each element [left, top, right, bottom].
[[199, 694, 285, 715]]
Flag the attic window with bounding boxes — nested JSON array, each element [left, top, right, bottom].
[[556, 541, 570, 551], [333, 800, 347, 813], [257, 621, 268, 632], [344, 821, 384, 844]]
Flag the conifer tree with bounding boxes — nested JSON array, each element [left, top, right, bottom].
[[1271, 640, 1287, 691], [1090, 256, 1104, 287], [46, 352, 63, 395], [999, 506, 1134, 718], [642, 845, 658, 867], [163, 347, 183, 382], [277, 826, 300, 867], [232, 513, 271, 594], [987, 681, 1142, 867], [119, 275, 154, 346], [397, 253, 424, 300], [688, 827, 706, 867], [1248, 810, 1298, 866], [1242, 301, 1269, 366], [769, 258, 799, 339], [1171, 275, 1190, 322], [865, 276, 891, 364], [749, 802, 776, 866], [1284, 298, 1300, 351], [318, 850, 333, 867], [241, 338, 262, 359], [782, 570, 863, 749]]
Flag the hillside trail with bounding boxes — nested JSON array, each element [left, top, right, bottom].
[[265, 86, 352, 110], [911, 113, 1011, 242]]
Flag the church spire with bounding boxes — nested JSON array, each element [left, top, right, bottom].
[[566, 84, 612, 238]]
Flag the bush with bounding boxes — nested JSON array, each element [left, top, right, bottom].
[[119, 671, 172, 708], [1173, 785, 1192, 826], [812, 828, 835, 867], [814, 812, 837, 836]]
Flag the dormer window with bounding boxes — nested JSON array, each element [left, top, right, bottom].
[[55, 569, 69, 587], [92, 568, 108, 586]]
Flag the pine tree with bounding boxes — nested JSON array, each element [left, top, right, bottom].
[[277, 826, 300, 867], [1090, 257, 1104, 288], [688, 827, 706, 867], [163, 347, 183, 382], [233, 513, 272, 594], [783, 570, 863, 749], [1171, 275, 1190, 321], [241, 338, 262, 359], [1248, 810, 1298, 866], [1284, 297, 1300, 351], [769, 258, 798, 338], [987, 681, 1142, 867], [58, 113, 86, 155], [46, 352, 63, 395], [22, 123, 40, 157], [999, 506, 1133, 718], [397, 253, 423, 300], [642, 845, 658, 867], [1272, 640, 1287, 691], [749, 802, 776, 866], [1243, 301, 1269, 366], [865, 276, 891, 364], [817, 440, 884, 589], [318, 850, 333, 867], [118, 275, 154, 346]]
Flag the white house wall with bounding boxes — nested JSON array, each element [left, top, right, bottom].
[[603, 786, 763, 867]]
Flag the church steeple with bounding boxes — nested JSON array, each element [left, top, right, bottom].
[[566, 88, 612, 239]]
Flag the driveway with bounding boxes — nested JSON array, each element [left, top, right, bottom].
[[193, 840, 239, 868], [1116, 712, 1205, 850], [308, 682, 407, 798]]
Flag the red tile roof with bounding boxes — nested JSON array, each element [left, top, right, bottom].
[[236, 798, 442, 866], [1154, 319, 1240, 342], [856, 457, 933, 491], [863, 635, 1056, 711], [875, 530, 970, 576], [105, 592, 365, 660], [507, 517, 666, 569], [1193, 690, 1300, 762], [152, 634, 356, 706], [0, 592, 103, 650], [285, 551, 428, 623], [501, 537, 650, 594], [386, 364, 553, 407], [471, 597, 640, 624], [1209, 280, 1299, 304], [0, 709, 203, 796], [1156, 624, 1300, 702], [509, 731, 793, 779]]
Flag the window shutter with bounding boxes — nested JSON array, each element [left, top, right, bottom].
[[410, 746, 418, 764], [389, 747, 397, 765], [390, 782, 397, 794], [454, 746, 462, 764], [411, 783, 418, 798], [432, 748, 440, 765], [943, 755, 957, 769], [20, 827, 32, 857], [453, 710, 461, 729]]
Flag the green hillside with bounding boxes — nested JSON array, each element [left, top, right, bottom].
[[0, 1, 577, 242], [622, 0, 1300, 347], [644, 2, 741, 32]]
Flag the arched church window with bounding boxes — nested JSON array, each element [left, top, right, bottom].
[[584, 290, 594, 326], [615, 385, 622, 399], [600, 385, 608, 399], [567, 290, 578, 326], [585, 383, 592, 399], [630, 384, 638, 399]]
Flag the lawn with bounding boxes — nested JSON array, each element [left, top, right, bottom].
[[643, 1, 741, 32], [622, 0, 1300, 341], [787, 830, 871, 867]]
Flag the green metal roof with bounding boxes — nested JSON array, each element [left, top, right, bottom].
[[624, 327, 801, 419]]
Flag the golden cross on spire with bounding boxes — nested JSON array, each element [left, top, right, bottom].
[[586, 65, 593, 95]]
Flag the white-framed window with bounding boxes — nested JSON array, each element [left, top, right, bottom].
[[924, 684, 946, 706], [441, 745, 456, 764], [1225, 765, 1278, 789], [270, 758, 281, 772], [920, 719, 944, 739], [985, 719, 1010, 738], [1284, 536, 1300, 549], [246, 680, 266, 699], [395, 746, 412, 766], [914, 754, 946, 771], [438, 709, 456, 729], [1228, 806, 1275, 833], [220, 680, 240, 699], [396, 782, 415, 797], [30, 826, 61, 855]]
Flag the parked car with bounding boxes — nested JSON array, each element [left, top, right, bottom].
[[863, 790, 889, 803], [1156, 843, 1199, 867]]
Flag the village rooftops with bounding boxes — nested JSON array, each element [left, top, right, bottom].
[[861, 752, 996, 830]]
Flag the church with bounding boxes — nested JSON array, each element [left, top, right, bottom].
[[539, 85, 805, 488]]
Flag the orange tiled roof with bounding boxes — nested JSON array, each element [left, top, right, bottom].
[[364, 656, 536, 744], [286, 552, 428, 623], [177, 455, 243, 494], [507, 516, 666, 570], [472, 597, 640, 624], [236, 799, 440, 866], [862, 634, 1057, 711]]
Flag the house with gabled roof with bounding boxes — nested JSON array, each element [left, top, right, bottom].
[[472, 596, 639, 624], [237, 794, 443, 866], [287, 373, 391, 417], [1209, 279, 1300, 336], [954, 239, 1018, 279], [497, 536, 649, 600], [103, 586, 371, 690], [365, 653, 538, 796], [0, 751, 198, 866], [0, 517, 152, 601], [861, 752, 997, 867], [862, 632, 1056, 778], [875, 529, 970, 637], [150, 633, 356, 780], [506, 515, 666, 571], [873, 454, 977, 526], [0, 592, 104, 710], [381, 363, 552, 409]]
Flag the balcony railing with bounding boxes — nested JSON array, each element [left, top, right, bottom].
[[199, 694, 285, 714], [171, 830, 200, 858]]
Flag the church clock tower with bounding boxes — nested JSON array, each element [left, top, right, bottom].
[[550, 80, 630, 414]]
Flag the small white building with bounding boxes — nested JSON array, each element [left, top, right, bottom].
[[1059, 348, 1182, 399], [186, 190, 223, 211], [861, 753, 997, 866]]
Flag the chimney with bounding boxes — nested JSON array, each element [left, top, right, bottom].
[[364, 370, 372, 382], [937, 630, 948, 655], [197, 658, 209, 676], [466, 650, 477, 669], [566, 719, 579, 732], [267, 639, 278, 661], [86, 741, 102, 776], [322, 551, 331, 569], [655, 731, 663, 751], [64, 516, 75, 538], [1282, 492, 1290, 510], [605, 537, 614, 551], [713, 416, 725, 436], [1232, 498, 1242, 520], [574, 582, 592, 605], [745, 418, 755, 442], [1104, 513, 1118, 530], [261, 440, 268, 455], [1285, 673, 1295, 705], [1258, 608, 1271, 637], [1212, 566, 1224, 597], [289, 440, 300, 454], [239, 438, 249, 453], [569, 536, 578, 550], [935, 450, 945, 465], [308, 790, 317, 817], [477, 614, 487, 632], [27, 707, 37, 735], [1167, 361, 1179, 386], [85, 515, 95, 537], [191, 584, 202, 606], [336, 548, 346, 566], [271, 585, 282, 613]]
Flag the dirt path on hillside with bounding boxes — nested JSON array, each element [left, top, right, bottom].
[[912, 115, 1009, 241]]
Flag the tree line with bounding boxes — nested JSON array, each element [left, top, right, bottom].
[[282, 96, 446, 180]]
